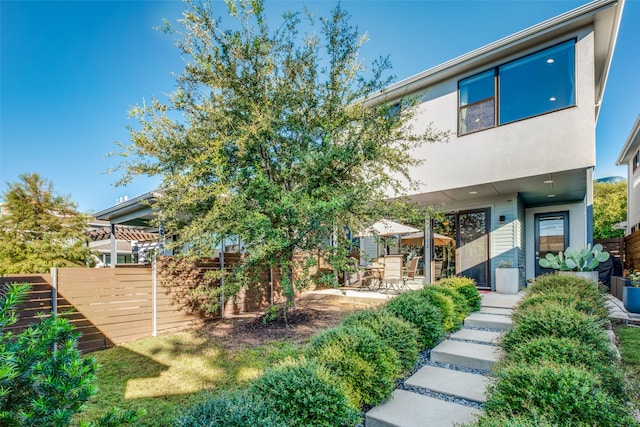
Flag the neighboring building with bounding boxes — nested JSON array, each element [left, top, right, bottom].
[[616, 115, 640, 235], [95, 0, 625, 289], [367, 0, 624, 289]]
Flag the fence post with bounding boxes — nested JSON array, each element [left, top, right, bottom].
[[152, 256, 157, 337], [50, 267, 58, 318]]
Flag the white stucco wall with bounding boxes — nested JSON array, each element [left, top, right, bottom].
[[628, 159, 640, 233], [402, 27, 596, 195]]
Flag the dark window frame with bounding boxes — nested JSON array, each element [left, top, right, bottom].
[[633, 150, 640, 173], [458, 39, 577, 137]]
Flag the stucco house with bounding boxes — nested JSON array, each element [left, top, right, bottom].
[[363, 0, 624, 290], [615, 115, 640, 235], [96, 0, 625, 291]]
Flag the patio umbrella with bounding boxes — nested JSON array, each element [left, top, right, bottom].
[[401, 231, 453, 247], [361, 218, 420, 237]]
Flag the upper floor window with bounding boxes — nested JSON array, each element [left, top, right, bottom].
[[458, 39, 576, 136], [633, 150, 640, 172], [459, 70, 495, 134]]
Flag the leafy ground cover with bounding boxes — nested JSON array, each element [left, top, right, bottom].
[[73, 298, 380, 426]]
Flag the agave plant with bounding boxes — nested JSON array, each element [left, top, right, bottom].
[[538, 244, 610, 271]]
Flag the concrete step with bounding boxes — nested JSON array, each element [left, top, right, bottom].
[[405, 365, 491, 403], [481, 292, 524, 309], [479, 306, 512, 316], [365, 389, 482, 427], [464, 312, 513, 331], [449, 328, 502, 345], [430, 339, 501, 371]]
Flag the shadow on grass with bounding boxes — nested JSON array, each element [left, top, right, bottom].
[[77, 331, 304, 427]]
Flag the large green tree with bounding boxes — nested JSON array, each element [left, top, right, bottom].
[[117, 0, 445, 306], [593, 181, 626, 239], [0, 173, 93, 274]]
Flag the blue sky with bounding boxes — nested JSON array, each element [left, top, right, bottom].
[[1, 0, 638, 213]]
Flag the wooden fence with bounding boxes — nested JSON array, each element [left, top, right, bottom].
[[625, 231, 640, 270], [595, 237, 625, 263], [1, 255, 280, 353]]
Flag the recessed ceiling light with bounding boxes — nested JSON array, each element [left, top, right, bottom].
[[547, 194, 556, 198], [549, 97, 557, 102], [469, 191, 478, 195], [547, 58, 554, 64], [544, 179, 554, 184]]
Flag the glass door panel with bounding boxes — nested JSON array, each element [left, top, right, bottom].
[[457, 210, 489, 288], [535, 212, 569, 276]]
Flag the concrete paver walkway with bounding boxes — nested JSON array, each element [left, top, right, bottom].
[[365, 291, 524, 427]]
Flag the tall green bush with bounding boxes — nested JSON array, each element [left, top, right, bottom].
[[342, 309, 419, 373], [384, 291, 444, 349], [0, 283, 97, 427], [436, 277, 481, 312], [307, 325, 399, 408]]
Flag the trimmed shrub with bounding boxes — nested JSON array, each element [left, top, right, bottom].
[[517, 291, 609, 320], [429, 284, 470, 323], [527, 274, 606, 302], [306, 325, 399, 408], [503, 336, 625, 399], [483, 362, 637, 426], [384, 291, 444, 349], [249, 358, 361, 427], [436, 277, 481, 312], [175, 390, 287, 427], [342, 309, 420, 373], [417, 287, 459, 331], [502, 302, 609, 354]]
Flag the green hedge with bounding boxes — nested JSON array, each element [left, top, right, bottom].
[[384, 291, 444, 349], [417, 287, 459, 332], [306, 325, 399, 408], [249, 358, 361, 427], [342, 309, 420, 373], [178, 277, 484, 426], [436, 277, 481, 312], [472, 274, 638, 427]]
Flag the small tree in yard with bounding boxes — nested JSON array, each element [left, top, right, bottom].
[[0, 283, 141, 427], [116, 0, 446, 308], [0, 173, 94, 275], [593, 181, 626, 239]]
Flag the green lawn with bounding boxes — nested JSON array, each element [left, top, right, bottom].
[[73, 331, 303, 426], [616, 325, 640, 405]]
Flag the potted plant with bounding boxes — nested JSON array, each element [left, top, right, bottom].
[[495, 259, 519, 294], [538, 243, 610, 283], [623, 271, 640, 313]]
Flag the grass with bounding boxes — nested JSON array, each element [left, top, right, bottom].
[[73, 331, 304, 426], [615, 325, 640, 406]]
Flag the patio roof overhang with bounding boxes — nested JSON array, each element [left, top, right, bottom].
[[93, 190, 161, 230], [406, 168, 588, 208]]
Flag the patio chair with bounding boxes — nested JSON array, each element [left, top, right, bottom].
[[382, 255, 404, 291], [402, 256, 421, 290]]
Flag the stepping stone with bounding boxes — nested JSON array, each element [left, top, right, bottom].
[[465, 312, 513, 330], [481, 292, 523, 309], [365, 389, 482, 427], [405, 365, 490, 403], [479, 306, 512, 316], [449, 328, 502, 345], [431, 339, 501, 371]]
